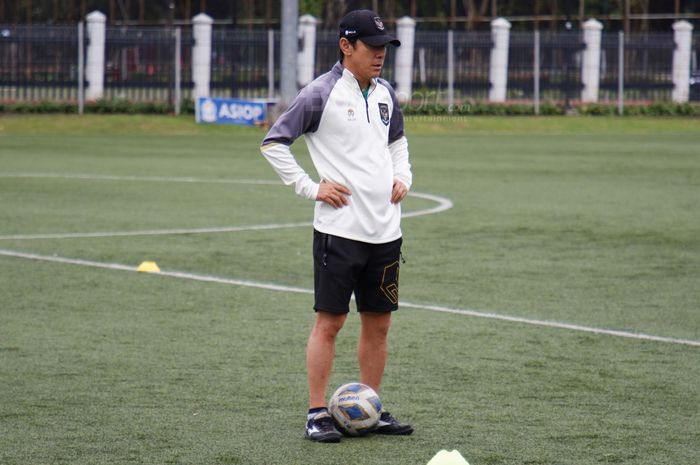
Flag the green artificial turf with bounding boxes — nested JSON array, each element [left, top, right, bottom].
[[1, 115, 698, 465]]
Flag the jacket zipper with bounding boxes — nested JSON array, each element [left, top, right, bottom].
[[364, 95, 370, 123], [357, 78, 374, 123]]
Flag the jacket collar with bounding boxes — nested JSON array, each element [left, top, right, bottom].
[[333, 61, 376, 94]]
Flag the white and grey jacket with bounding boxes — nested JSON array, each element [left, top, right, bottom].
[[260, 61, 412, 244]]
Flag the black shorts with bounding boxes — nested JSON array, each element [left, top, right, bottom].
[[313, 230, 403, 314]]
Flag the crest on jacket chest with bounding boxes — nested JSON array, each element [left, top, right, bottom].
[[378, 103, 390, 126]]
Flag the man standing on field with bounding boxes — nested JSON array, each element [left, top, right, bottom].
[[260, 9, 413, 443]]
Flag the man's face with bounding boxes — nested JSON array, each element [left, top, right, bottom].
[[342, 39, 387, 84]]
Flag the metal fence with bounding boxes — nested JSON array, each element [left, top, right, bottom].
[[410, 31, 492, 101], [510, 32, 585, 104], [0, 24, 697, 106], [598, 32, 677, 102], [693, 34, 700, 101], [0, 25, 80, 101], [104, 26, 192, 102], [211, 28, 277, 99]]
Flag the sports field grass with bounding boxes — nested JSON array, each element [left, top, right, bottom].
[[1, 115, 699, 465]]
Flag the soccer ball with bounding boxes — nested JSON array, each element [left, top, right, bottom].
[[328, 382, 382, 436]]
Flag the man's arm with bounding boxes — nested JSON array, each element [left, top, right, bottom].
[[259, 141, 320, 200], [260, 79, 351, 208], [389, 136, 411, 204], [386, 84, 412, 203], [260, 86, 325, 201]]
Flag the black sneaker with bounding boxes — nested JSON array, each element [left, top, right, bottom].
[[304, 411, 343, 443], [374, 411, 414, 435]]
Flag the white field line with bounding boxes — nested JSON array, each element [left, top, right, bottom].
[[0, 172, 281, 185], [1, 248, 699, 348], [0, 222, 311, 241], [0, 173, 453, 241], [402, 191, 453, 218]]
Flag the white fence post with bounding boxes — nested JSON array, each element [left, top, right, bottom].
[[533, 30, 540, 115], [447, 30, 454, 112], [85, 10, 106, 101], [618, 31, 625, 115], [77, 21, 85, 113], [581, 18, 603, 103], [672, 20, 693, 103], [297, 14, 317, 87], [268, 29, 275, 100], [394, 16, 416, 103], [192, 13, 213, 102], [174, 27, 181, 115], [489, 17, 511, 102]]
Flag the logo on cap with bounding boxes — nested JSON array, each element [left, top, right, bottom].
[[373, 17, 385, 31]]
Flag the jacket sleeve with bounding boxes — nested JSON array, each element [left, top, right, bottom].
[[386, 84, 412, 190], [259, 142, 320, 200], [389, 136, 412, 190], [260, 85, 327, 201]]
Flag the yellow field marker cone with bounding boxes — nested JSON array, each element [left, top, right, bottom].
[[426, 450, 470, 465], [137, 261, 161, 273]]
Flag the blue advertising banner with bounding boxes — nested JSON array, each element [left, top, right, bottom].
[[196, 97, 266, 126]]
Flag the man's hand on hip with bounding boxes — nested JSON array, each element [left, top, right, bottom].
[[391, 180, 408, 204], [317, 180, 352, 209]]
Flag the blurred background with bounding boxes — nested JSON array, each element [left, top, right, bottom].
[[1, 1, 698, 110]]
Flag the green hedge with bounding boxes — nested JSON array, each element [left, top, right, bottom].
[[402, 101, 565, 116], [1, 99, 699, 117], [576, 102, 700, 117], [0, 99, 190, 115], [402, 101, 700, 117]]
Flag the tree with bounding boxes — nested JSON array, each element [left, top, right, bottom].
[[463, 0, 491, 30]]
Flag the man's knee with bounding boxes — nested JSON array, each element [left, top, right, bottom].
[[312, 311, 347, 339], [360, 312, 392, 339]]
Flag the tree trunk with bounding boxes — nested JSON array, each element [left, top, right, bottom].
[[109, 0, 115, 24], [324, 0, 346, 29], [579, 0, 584, 24], [385, 0, 395, 25], [266, 0, 272, 27], [464, 0, 475, 30], [464, 0, 489, 31], [638, 0, 650, 33], [549, 0, 558, 31]]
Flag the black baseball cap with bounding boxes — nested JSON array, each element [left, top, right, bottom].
[[339, 9, 401, 47]]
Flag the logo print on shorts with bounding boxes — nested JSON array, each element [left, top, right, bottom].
[[378, 103, 390, 126], [380, 261, 400, 304]]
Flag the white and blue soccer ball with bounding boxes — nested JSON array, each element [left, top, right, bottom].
[[328, 382, 382, 436]]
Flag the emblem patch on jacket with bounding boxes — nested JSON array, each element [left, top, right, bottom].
[[378, 103, 390, 126]]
